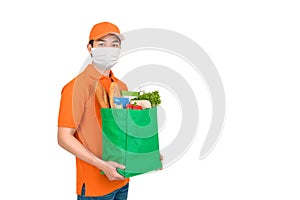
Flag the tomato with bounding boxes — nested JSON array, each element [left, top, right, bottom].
[[126, 104, 142, 110]]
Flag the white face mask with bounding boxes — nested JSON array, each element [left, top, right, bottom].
[[91, 47, 120, 71]]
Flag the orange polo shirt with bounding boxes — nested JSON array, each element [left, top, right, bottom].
[[58, 64, 129, 196]]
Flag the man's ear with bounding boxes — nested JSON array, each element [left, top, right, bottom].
[[87, 43, 92, 54]]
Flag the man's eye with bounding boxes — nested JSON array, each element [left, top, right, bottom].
[[113, 44, 120, 47], [98, 42, 105, 46]]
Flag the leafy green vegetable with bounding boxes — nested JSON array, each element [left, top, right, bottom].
[[132, 91, 161, 107]]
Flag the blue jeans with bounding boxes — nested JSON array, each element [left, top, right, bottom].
[[77, 183, 129, 200]]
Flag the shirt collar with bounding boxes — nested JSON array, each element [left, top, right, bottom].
[[84, 64, 118, 82]]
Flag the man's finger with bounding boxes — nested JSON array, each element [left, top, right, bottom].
[[113, 162, 125, 169], [114, 173, 125, 180], [108, 161, 126, 169], [117, 164, 126, 169]]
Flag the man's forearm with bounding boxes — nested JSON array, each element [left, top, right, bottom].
[[57, 127, 125, 180], [57, 127, 105, 170]]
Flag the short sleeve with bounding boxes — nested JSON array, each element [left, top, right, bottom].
[[58, 80, 76, 128]]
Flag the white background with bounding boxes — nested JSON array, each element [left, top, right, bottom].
[[0, 0, 299, 199]]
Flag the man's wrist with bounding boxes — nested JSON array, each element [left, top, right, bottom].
[[92, 157, 106, 170]]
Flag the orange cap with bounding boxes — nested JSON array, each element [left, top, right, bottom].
[[89, 22, 124, 41]]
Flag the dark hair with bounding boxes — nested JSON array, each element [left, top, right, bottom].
[[89, 40, 94, 47]]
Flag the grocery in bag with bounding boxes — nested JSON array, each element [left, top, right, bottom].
[[101, 107, 162, 178], [98, 82, 162, 178]]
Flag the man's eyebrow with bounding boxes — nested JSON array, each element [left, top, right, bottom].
[[95, 39, 120, 43]]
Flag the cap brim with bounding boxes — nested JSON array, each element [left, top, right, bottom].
[[109, 32, 124, 41], [91, 32, 124, 41]]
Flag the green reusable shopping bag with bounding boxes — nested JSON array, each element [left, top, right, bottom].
[[101, 107, 162, 178]]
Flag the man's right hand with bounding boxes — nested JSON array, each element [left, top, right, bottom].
[[101, 161, 126, 181]]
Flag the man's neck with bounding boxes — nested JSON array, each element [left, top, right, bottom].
[[91, 63, 110, 77]]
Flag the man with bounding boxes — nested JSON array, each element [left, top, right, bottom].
[[57, 22, 129, 199]]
